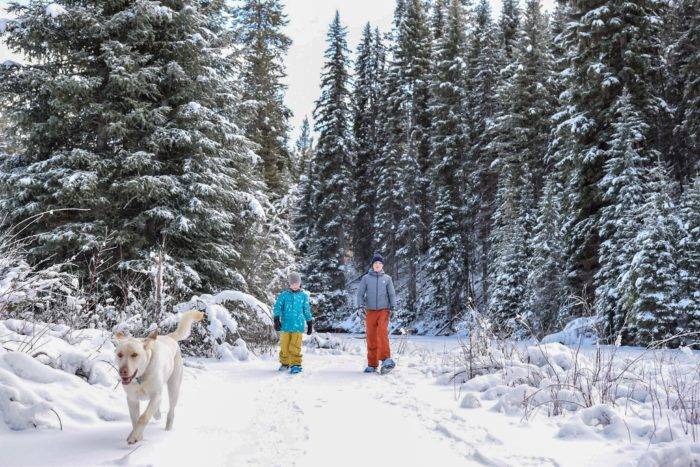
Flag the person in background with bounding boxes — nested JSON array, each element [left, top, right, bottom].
[[356, 254, 396, 374], [273, 272, 313, 374]]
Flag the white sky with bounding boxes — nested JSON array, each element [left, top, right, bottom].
[[283, 0, 396, 141], [1, 0, 554, 142]]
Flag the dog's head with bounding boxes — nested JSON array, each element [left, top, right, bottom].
[[113, 329, 158, 386]]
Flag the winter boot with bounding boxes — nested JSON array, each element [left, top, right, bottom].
[[278, 364, 290, 371], [290, 365, 303, 374], [364, 366, 377, 373], [380, 358, 395, 375]]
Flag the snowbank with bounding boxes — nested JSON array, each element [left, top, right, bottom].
[[0, 319, 125, 432], [429, 337, 700, 465]]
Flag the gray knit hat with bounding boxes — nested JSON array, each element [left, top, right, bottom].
[[287, 271, 301, 286]]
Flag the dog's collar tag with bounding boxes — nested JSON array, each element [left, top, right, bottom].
[[136, 376, 144, 385]]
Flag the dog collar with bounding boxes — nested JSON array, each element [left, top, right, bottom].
[[136, 375, 144, 385]]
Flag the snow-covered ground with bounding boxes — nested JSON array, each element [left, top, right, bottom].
[[1, 323, 699, 467]]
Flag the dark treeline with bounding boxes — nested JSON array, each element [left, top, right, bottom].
[[296, 0, 700, 346]]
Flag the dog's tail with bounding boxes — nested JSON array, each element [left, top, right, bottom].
[[168, 310, 205, 341]]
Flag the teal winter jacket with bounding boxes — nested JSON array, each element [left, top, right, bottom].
[[273, 289, 313, 333]]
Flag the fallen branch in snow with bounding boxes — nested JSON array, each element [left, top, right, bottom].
[[48, 408, 63, 430]]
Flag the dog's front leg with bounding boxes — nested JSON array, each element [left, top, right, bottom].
[[127, 397, 140, 429], [127, 392, 161, 445]]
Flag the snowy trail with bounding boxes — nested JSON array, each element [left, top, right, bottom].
[[1, 338, 662, 467]]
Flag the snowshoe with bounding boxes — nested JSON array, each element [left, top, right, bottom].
[[364, 366, 377, 373], [278, 364, 290, 372], [380, 358, 395, 375], [289, 365, 303, 374]]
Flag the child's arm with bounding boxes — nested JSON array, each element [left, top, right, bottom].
[[356, 276, 367, 309], [272, 293, 285, 317], [272, 293, 284, 331], [387, 276, 396, 311], [303, 293, 313, 321]]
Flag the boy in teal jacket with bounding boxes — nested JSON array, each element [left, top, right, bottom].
[[273, 272, 313, 374]]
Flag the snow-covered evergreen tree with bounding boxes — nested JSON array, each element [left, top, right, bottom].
[[595, 93, 654, 342], [665, 0, 699, 184], [292, 120, 317, 263], [466, 0, 502, 308], [488, 163, 531, 337], [628, 168, 680, 346], [381, 0, 432, 315], [498, 0, 521, 65], [430, 0, 447, 42], [236, 0, 293, 199], [307, 11, 353, 325], [677, 177, 700, 345], [549, 0, 668, 313], [373, 1, 406, 277], [526, 173, 568, 336], [486, 0, 553, 331], [0, 0, 279, 301], [373, 0, 432, 307], [351, 24, 385, 270], [425, 0, 470, 324], [291, 116, 313, 182]]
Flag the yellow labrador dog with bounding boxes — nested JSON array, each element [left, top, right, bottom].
[[114, 310, 204, 444]]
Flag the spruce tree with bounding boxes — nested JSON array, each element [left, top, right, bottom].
[[498, 0, 521, 64], [384, 0, 432, 315], [594, 93, 654, 342], [291, 118, 316, 261], [307, 11, 353, 325], [426, 0, 470, 324], [485, 0, 553, 328], [374, 0, 432, 302], [291, 116, 313, 182], [236, 0, 293, 198], [373, 3, 405, 277], [526, 173, 568, 336], [677, 177, 700, 345], [488, 163, 531, 337], [628, 168, 680, 346], [430, 0, 447, 42], [351, 24, 385, 270], [466, 0, 502, 308], [549, 0, 668, 313], [0, 0, 277, 300], [665, 0, 699, 184]]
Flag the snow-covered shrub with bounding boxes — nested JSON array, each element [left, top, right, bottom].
[[305, 332, 342, 350], [442, 324, 700, 454], [0, 226, 78, 324], [542, 315, 602, 346], [168, 290, 275, 358]]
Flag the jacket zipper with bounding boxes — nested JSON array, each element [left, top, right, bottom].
[[375, 274, 379, 310]]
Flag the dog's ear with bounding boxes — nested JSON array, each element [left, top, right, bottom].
[[143, 329, 159, 349], [112, 331, 126, 345]]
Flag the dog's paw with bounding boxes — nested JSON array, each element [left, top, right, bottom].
[[127, 430, 143, 444]]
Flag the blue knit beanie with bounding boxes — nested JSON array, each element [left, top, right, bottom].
[[371, 253, 384, 265]]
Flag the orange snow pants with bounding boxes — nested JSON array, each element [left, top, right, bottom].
[[365, 309, 391, 368]]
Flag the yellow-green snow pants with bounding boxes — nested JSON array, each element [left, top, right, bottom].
[[279, 332, 303, 366]]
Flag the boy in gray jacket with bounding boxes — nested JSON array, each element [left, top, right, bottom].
[[356, 254, 396, 374]]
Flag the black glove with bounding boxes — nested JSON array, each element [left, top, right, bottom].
[[274, 316, 281, 332], [306, 320, 314, 335]]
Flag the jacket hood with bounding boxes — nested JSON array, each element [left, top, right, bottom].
[[368, 269, 385, 277]]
